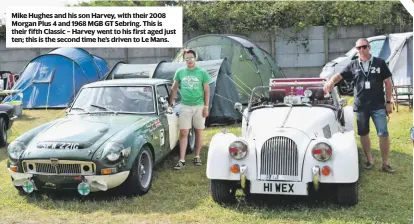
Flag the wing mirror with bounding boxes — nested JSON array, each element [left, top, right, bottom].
[[234, 102, 249, 125], [234, 102, 243, 112], [159, 96, 169, 110]]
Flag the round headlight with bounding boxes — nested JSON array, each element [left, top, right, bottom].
[[103, 142, 124, 161], [8, 141, 26, 160], [312, 142, 332, 161], [229, 140, 248, 160]]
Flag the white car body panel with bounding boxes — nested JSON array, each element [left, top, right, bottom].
[[207, 78, 359, 198]]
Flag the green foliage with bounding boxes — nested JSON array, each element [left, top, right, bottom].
[[178, 1, 412, 34], [0, 1, 411, 39]]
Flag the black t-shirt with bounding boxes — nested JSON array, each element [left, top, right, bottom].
[[340, 57, 392, 111]]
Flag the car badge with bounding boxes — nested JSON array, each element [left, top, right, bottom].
[[50, 158, 59, 164], [50, 158, 59, 174]]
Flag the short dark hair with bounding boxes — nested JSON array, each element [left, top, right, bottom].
[[356, 38, 369, 46], [183, 49, 196, 59]]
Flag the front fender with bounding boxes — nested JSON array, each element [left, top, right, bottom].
[[125, 135, 150, 170], [206, 132, 237, 180], [302, 130, 359, 183], [206, 132, 257, 181]]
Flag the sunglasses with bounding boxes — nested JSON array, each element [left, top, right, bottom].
[[356, 45, 368, 50]]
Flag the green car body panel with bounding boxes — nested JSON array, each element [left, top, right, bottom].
[[6, 78, 188, 195]]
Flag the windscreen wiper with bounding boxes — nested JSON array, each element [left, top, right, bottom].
[[70, 107, 90, 113], [90, 104, 118, 115]]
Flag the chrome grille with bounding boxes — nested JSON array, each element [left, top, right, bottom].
[[260, 136, 298, 180], [22, 160, 95, 176], [35, 163, 81, 174]]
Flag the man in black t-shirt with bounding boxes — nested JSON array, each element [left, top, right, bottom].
[[323, 38, 395, 174]]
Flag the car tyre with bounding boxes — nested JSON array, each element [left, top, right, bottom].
[[209, 179, 237, 204], [186, 127, 195, 154], [336, 182, 358, 206], [122, 145, 154, 196], [0, 117, 8, 147]]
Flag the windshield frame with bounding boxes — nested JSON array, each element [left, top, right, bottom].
[[247, 84, 340, 112], [67, 85, 157, 115]]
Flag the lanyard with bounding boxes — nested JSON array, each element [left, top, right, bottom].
[[358, 59, 373, 78]]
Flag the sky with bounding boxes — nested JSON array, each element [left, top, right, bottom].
[[0, 0, 93, 23]]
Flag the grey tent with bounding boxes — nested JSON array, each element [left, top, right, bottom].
[[104, 59, 241, 125], [384, 32, 413, 87], [172, 34, 286, 104], [385, 32, 413, 109]]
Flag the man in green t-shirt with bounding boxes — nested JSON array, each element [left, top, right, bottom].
[[169, 49, 211, 170]]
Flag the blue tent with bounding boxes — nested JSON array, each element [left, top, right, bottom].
[[3, 48, 109, 108]]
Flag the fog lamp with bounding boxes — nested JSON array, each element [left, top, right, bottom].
[[22, 180, 34, 194], [77, 182, 90, 196]]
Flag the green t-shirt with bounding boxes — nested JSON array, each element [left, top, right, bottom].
[[173, 66, 211, 106]]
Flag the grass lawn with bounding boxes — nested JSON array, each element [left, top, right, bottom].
[[0, 104, 412, 224]]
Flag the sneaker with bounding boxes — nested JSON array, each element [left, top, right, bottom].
[[363, 161, 373, 170], [193, 157, 202, 166], [174, 161, 185, 170], [381, 164, 395, 174]]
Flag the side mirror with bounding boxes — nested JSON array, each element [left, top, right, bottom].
[[159, 96, 169, 110], [234, 102, 243, 112], [340, 98, 347, 107]]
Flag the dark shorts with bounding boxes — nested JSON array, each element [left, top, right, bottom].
[[356, 109, 389, 137]]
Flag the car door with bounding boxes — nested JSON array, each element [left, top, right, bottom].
[[167, 83, 181, 148], [155, 84, 174, 153]]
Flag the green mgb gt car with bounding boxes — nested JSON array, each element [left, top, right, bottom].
[[7, 78, 195, 196]]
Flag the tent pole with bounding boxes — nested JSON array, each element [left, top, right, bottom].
[[46, 81, 51, 111], [73, 60, 75, 100]]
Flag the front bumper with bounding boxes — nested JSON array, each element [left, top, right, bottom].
[[8, 168, 130, 193]]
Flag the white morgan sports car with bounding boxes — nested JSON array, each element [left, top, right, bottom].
[[206, 78, 359, 206]]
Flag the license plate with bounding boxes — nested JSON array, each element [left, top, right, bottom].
[[250, 181, 308, 195]]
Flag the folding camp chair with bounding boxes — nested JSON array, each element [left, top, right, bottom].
[[392, 78, 413, 112]]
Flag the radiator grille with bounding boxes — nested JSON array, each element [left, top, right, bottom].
[[260, 136, 298, 179], [22, 160, 95, 175], [35, 163, 81, 175]]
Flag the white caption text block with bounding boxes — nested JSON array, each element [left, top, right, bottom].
[[6, 6, 183, 48]]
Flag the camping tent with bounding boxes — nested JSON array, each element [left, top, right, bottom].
[[105, 59, 242, 125], [172, 34, 286, 104], [3, 48, 109, 108], [384, 32, 413, 88]]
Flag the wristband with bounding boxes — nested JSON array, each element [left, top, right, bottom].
[[386, 101, 391, 104]]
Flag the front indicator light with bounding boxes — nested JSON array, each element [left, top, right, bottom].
[[101, 168, 117, 175], [230, 164, 240, 173], [10, 166, 18, 172], [322, 166, 331, 176]]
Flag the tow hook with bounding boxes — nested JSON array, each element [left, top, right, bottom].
[[240, 165, 247, 189], [312, 166, 320, 191]]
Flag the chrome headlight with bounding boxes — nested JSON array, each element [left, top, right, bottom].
[[102, 142, 125, 161], [8, 141, 26, 160], [312, 142, 332, 162], [229, 139, 248, 160]]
